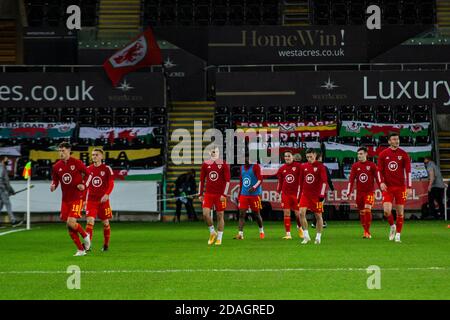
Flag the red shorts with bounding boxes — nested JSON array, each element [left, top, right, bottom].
[[281, 194, 299, 211], [356, 192, 375, 210], [299, 195, 324, 214], [202, 194, 226, 211], [86, 200, 113, 221], [60, 199, 84, 222], [382, 186, 407, 205], [238, 195, 262, 212]]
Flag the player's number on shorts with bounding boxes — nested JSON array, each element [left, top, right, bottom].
[[104, 207, 112, 218]]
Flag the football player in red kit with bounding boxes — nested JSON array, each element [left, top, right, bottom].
[[378, 132, 412, 243], [347, 147, 381, 239], [298, 149, 328, 245], [198, 146, 231, 246], [50, 142, 91, 256], [276, 150, 303, 240], [85, 148, 114, 252]]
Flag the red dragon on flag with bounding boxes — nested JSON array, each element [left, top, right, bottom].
[[103, 28, 162, 87]]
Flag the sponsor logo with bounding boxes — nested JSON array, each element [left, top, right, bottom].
[[359, 173, 368, 183], [116, 79, 134, 92], [62, 173, 72, 184], [305, 173, 315, 184], [388, 161, 398, 171], [92, 176, 102, 187], [209, 171, 219, 181], [285, 174, 295, 183], [320, 76, 339, 90], [243, 177, 251, 187]]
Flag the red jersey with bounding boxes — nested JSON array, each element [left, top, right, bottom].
[[348, 160, 381, 193], [276, 162, 302, 196], [377, 147, 412, 188], [198, 159, 231, 196], [51, 157, 87, 202], [86, 164, 114, 201], [299, 161, 328, 198]]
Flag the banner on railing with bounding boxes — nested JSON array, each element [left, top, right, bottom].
[[324, 142, 432, 162], [237, 121, 337, 138], [0, 123, 76, 139], [226, 180, 429, 211], [340, 121, 430, 137], [79, 127, 155, 143], [29, 147, 161, 163]]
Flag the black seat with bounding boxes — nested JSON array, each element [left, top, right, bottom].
[[377, 113, 392, 123], [340, 113, 355, 121], [396, 113, 411, 123], [359, 113, 375, 122], [286, 114, 302, 122]]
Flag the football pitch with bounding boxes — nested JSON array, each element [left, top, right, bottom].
[[0, 220, 449, 300]]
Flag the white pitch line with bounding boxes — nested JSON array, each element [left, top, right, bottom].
[[0, 267, 448, 275], [0, 228, 27, 236]]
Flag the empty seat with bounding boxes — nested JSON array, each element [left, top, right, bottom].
[[340, 137, 357, 145], [115, 116, 131, 126], [42, 115, 59, 122], [24, 115, 42, 122], [231, 106, 247, 114], [133, 115, 150, 126], [98, 107, 113, 116], [134, 107, 151, 116], [268, 114, 284, 122], [396, 113, 411, 123], [340, 113, 355, 121], [80, 107, 95, 115], [322, 105, 338, 113], [377, 113, 392, 123], [304, 106, 318, 113], [377, 105, 392, 113], [79, 115, 95, 126], [250, 106, 265, 114], [97, 116, 113, 126], [413, 105, 430, 113], [116, 107, 132, 116], [231, 114, 247, 124], [395, 105, 411, 113], [413, 113, 429, 122], [304, 113, 318, 122], [215, 114, 230, 125], [341, 105, 356, 113], [322, 113, 337, 122], [359, 105, 374, 113], [359, 113, 375, 122], [360, 136, 376, 146], [285, 114, 302, 122], [151, 115, 166, 125], [286, 106, 302, 114], [249, 114, 265, 122], [215, 106, 229, 114]]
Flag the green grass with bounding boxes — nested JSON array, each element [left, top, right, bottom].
[[0, 220, 449, 300]]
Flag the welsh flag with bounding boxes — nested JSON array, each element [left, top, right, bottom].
[[324, 142, 432, 162], [340, 121, 429, 138], [103, 28, 162, 87], [79, 127, 155, 144]]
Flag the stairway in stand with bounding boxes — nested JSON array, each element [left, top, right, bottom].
[[437, 0, 450, 30], [97, 0, 141, 40], [164, 101, 215, 221], [281, 0, 310, 26], [0, 20, 17, 64], [437, 131, 450, 179]]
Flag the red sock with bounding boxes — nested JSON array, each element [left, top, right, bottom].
[[85, 222, 94, 241], [68, 228, 84, 250], [295, 215, 301, 229], [396, 215, 404, 233], [387, 213, 394, 226], [365, 210, 372, 232], [359, 212, 367, 232], [75, 223, 87, 238], [103, 224, 111, 246], [284, 216, 291, 233]]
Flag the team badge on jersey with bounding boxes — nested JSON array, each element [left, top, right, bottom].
[[313, 167, 317, 172], [366, 166, 370, 170], [101, 171, 105, 176], [293, 167, 296, 171], [70, 165, 75, 170], [398, 156, 402, 160], [218, 165, 222, 169]]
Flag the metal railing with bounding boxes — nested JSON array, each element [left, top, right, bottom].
[[214, 62, 450, 73]]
